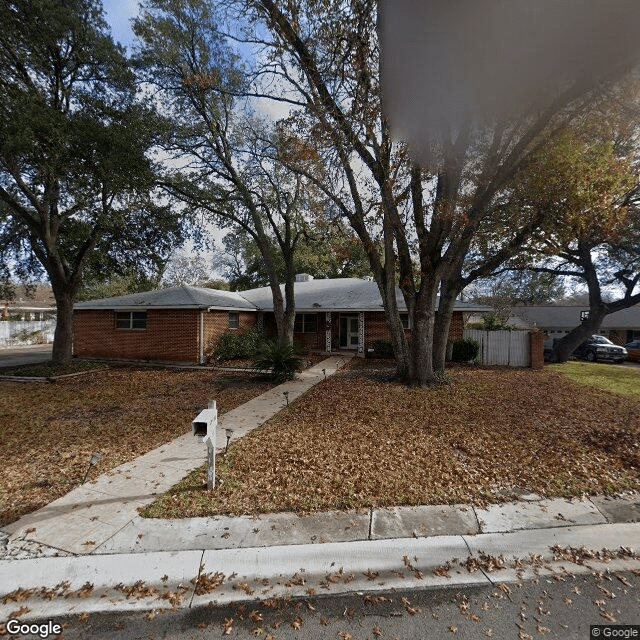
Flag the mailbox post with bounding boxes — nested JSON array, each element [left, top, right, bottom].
[[192, 400, 218, 490]]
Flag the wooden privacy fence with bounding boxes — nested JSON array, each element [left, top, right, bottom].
[[463, 329, 531, 367], [0, 319, 55, 347]]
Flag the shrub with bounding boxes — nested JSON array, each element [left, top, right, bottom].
[[252, 340, 304, 382], [451, 338, 480, 362], [214, 327, 265, 361], [470, 315, 517, 331], [372, 339, 394, 358]]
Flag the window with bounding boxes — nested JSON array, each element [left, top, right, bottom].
[[400, 313, 410, 329], [115, 311, 147, 330], [228, 311, 239, 329], [294, 313, 318, 333]]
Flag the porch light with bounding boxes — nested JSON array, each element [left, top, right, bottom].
[[283, 390, 290, 406], [225, 427, 233, 453]]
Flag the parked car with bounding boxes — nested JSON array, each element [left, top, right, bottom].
[[573, 335, 627, 363], [625, 341, 640, 362]]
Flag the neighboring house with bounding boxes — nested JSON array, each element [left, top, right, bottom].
[[1, 285, 56, 321], [73, 275, 490, 364], [506, 305, 640, 347]]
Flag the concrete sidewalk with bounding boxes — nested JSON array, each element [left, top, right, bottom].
[[2, 355, 351, 556], [1, 518, 639, 622]]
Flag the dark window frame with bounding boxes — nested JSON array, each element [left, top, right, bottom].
[[228, 311, 240, 329], [294, 313, 318, 333], [115, 311, 147, 330], [400, 313, 410, 329]]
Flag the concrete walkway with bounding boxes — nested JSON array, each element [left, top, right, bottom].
[[2, 355, 351, 556]]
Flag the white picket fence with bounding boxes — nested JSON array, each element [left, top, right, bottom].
[[0, 319, 56, 347], [463, 329, 531, 367]]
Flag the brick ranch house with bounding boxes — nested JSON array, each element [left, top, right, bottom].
[[73, 276, 489, 364]]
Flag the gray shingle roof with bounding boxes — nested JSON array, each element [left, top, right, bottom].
[[74, 285, 255, 310], [74, 279, 492, 313], [510, 304, 640, 330], [240, 278, 491, 312]]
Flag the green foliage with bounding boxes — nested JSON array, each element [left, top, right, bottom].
[[469, 315, 517, 331], [214, 327, 265, 361], [11, 329, 47, 344], [372, 340, 394, 358], [0, 0, 184, 363], [252, 340, 303, 382], [77, 269, 162, 301], [451, 338, 480, 362], [218, 219, 373, 291]]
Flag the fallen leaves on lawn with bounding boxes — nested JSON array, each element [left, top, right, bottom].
[[0, 368, 273, 526], [144, 365, 640, 519]]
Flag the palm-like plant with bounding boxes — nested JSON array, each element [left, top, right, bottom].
[[253, 340, 304, 382]]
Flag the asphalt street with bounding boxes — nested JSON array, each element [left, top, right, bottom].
[[0, 344, 52, 368], [40, 570, 640, 640]]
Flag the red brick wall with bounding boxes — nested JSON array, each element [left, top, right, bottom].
[[263, 312, 325, 350], [448, 312, 464, 341], [73, 309, 201, 363], [203, 310, 257, 357], [530, 331, 544, 369]]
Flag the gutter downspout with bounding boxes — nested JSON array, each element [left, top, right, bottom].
[[199, 310, 204, 364]]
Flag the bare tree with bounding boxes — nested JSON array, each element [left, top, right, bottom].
[[221, 0, 640, 384], [134, 0, 330, 344]]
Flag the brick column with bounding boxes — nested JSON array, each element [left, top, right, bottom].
[[530, 331, 544, 369]]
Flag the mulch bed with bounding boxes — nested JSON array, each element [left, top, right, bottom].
[[0, 368, 274, 526], [143, 363, 640, 519]]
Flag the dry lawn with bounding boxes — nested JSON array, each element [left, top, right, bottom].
[[144, 362, 640, 518], [0, 368, 273, 526]]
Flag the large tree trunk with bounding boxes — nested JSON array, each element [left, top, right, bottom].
[[51, 291, 75, 364], [433, 281, 459, 373], [407, 278, 440, 386], [386, 309, 410, 378], [408, 310, 436, 386], [553, 309, 606, 362], [279, 261, 296, 345], [376, 273, 410, 378]]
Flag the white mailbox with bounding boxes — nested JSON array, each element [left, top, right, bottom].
[[192, 401, 217, 489], [192, 406, 217, 445]]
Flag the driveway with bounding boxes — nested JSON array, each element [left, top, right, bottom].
[[614, 360, 640, 370], [0, 344, 52, 368]]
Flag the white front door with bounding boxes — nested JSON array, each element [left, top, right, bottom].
[[339, 315, 359, 350]]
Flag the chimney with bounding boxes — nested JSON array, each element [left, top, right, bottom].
[[295, 273, 314, 282]]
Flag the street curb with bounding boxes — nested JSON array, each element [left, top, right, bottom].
[[1, 522, 639, 622]]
